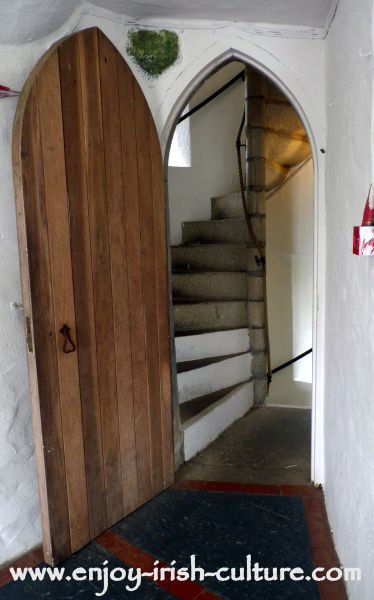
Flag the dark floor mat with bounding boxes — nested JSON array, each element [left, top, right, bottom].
[[0, 488, 320, 599], [0, 542, 174, 599], [113, 488, 320, 599]]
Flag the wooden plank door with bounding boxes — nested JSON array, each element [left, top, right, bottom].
[[12, 27, 174, 566]]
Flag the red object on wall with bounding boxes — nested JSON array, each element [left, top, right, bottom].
[[353, 186, 374, 255], [0, 84, 20, 98]]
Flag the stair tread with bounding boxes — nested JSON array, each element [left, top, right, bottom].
[[172, 268, 246, 274], [174, 327, 248, 338], [171, 243, 247, 249], [174, 326, 248, 337], [173, 298, 247, 305], [177, 351, 249, 373], [183, 218, 246, 225], [179, 382, 250, 424], [172, 241, 265, 247]]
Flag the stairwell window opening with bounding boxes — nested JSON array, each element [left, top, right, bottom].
[[169, 105, 191, 167]]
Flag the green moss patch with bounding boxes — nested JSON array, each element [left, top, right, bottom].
[[127, 29, 179, 78]]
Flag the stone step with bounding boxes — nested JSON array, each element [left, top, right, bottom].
[[175, 328, 250, 363], [181, 217, 265, 245], [179, 383, 240, 424], [171, 243, 247, 272], [172, 271, 247, 301], [211, 193, 244, 219], [173, 301, 247, 333], [177, 352, 252, 404], [182, 381, 254, 461], [177, 351, 247, 373]]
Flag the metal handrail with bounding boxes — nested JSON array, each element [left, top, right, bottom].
[[178, 70, 245, 124], [272, 348, 312, 375]]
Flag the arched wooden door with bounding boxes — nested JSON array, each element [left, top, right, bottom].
[[12, 27, 174, 566]]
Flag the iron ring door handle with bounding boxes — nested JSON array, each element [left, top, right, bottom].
[[59, 324, 77, 353]]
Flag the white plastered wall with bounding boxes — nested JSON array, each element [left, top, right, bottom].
[[0, 3, 326, 565], [266, 160, 314, 410], [324, 1, 374, 597], [168, 62, 244, 245]]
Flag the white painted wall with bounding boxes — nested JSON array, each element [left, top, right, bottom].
[[266, 160, 313, 386], [0, 2, 326, 566], [168, 62, 244, 245], [324, 1, 374, 598], [266, 160, 313, 410]]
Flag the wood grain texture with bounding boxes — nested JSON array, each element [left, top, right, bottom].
[[79, 27, 123, 528], [118, 58, 153, 505], [98, 32, 139, 515], [59, 35, 108, 538], [19, 84, 71, 564], [36, 49, 90, 553], [13, 26, 174, 565], [134, 80, 164, 495], [150, 120, 175, 487]]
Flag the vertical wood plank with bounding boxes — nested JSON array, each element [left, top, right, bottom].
[[78, 29, 123, 526], [58, 36, 107, 537], [133, 81, 165, 495], [150, 120, 175, 487], [20, 85, 71, 564], [36, 51, 90, 553], [14, 27, 175, 563], [117, 59, 153, 505], [98, 31, 139, 514]]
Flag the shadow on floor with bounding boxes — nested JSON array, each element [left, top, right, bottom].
[[177, 406, 312, 486]]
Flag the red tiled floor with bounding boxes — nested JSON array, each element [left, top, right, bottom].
[[280, 485, 323, 497], [302, 496, 347, 599], [0, 545, 43, 587], [241, 483, 281, 495], [96, 529, 219, 600], [0, 483, 347, 599], [319, 579, 348, 600]]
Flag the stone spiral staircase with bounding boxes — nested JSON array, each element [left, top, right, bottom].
[[171, 70, 311, 462]]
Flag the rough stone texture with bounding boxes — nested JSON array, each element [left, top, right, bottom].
[[172, 244, 247, 272], [172, 271, 246, 301], [211, 192, 242, 219], [182, 217, 265, 245], [173, 301, 247, 332], [251, 352, 268, 378], [211, 189, 267, 220], [245, 69, 268, 409], [246, 190, 266, 215], [182, 218, 247, 244], [246, 246, 265, 272], [253, 377, 268, 406], [246, 274, 264, 301], [249, 216, 266, 243], [247, 300, 265, 327], [248, 327, 266, 352]]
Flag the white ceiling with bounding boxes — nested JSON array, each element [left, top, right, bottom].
[[0, 0, 338, 45]]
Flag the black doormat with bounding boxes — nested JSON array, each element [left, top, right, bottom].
[[0, 488, 320, 599]]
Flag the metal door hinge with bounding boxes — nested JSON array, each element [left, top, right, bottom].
[[25, 316, 33, 353]]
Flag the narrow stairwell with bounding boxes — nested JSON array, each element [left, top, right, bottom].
[[172, 194, 258, 461], [170, 65, 311, 463]]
